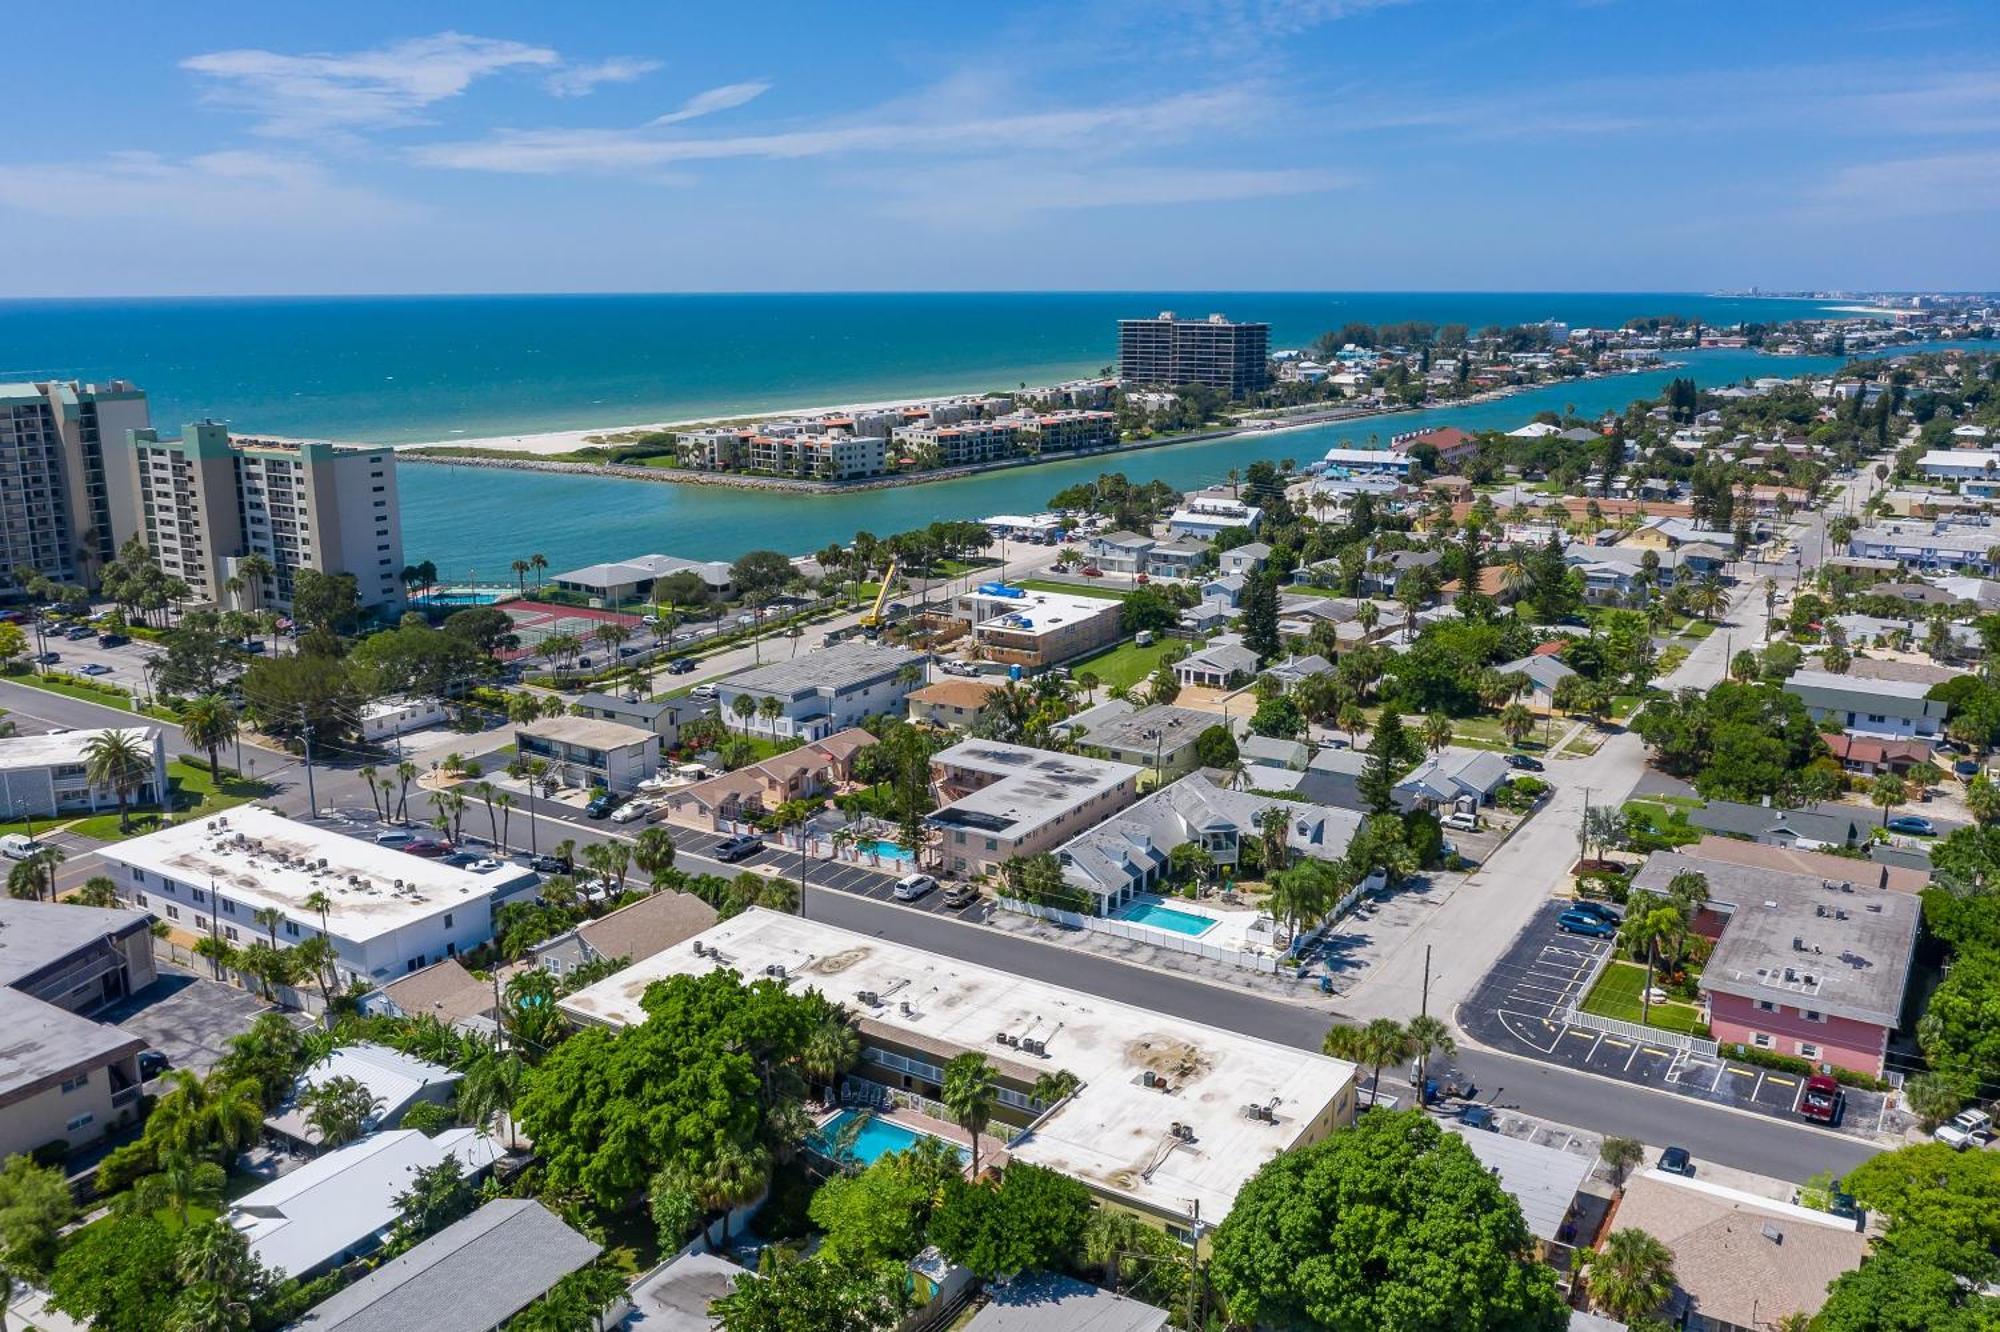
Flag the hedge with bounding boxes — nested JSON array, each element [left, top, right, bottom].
[[1717, 1041, 1891, 1092]]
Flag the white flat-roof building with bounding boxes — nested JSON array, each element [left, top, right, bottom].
[[358, 698, 447, 744], [717, 642, 925, 743], [560, 909, 1359, 1227], [952, 585, 1124, 668], [0, 726, 168, 820], [927, 741, 1141, 879], [1917, 449, 2000, 481], [515, 715, 659, 793], [97, 807, 497, 988]]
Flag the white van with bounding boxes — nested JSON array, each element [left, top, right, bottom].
[[1, 834, 43, 861]]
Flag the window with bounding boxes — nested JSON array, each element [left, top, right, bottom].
[[444, 913, 454, 928], [60, 1073, 90, 1094], [192, 887, 207, 904], [165, 906, 180, 921], [194, 915, 207, 931], [285, 921, 300, 938], [220, 898, 235, 915], [65, 1113, 94, 1133], [984, 838, 998, 852], [223, 927, 239, 942], [1799, 1042, 1821, 1060], [1752, 1032, 1773, 1050], [133, 893, 148, 908], [1803, 1009, 1825, 1023], [1755, 999, 1777, 1013]]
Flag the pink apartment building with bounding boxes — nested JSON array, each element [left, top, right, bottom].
[[1632, 851, 1920, 1077]]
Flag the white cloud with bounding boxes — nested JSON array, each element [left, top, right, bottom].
[[651, 81, 772, 126], [182, 31, 560, 137], [1814, 150, 2000, 218], [0, 149, 421, 224], [545, 56, 663, 98], [881, 164, 1352, 224], [412, 85, 1267, 174]]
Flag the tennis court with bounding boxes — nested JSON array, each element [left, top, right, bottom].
[[502, 601, 646, 660]]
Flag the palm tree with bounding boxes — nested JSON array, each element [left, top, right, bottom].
[[1421, 712, 1454, 754], [83, 728, 153, 833], [1325, 1018, 1414, 1102], [474, 780, 499, 847], [459, 1048, 528, 1147], [181, 694, 240, 778], [1585, 1227, 1676, 1323], [510, 558, 531, 595], [756, 694, 784, 739], [7, 845, 63, 902], [1498, 701, 1536, 748], [706, 1142, 771, 1248], [941, 1052, 998, 1176], [528, 553, 548, 594], [634, 826, 677, 886], [801, 1019, 860, 1100], [730, 694, 757, 734], [395, 761, 418, 823], [149, 1069, 264, 1159], [1405, 1013, 1456, 1096]]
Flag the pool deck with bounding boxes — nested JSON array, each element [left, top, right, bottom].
[[1114, 893, 1265, 952]]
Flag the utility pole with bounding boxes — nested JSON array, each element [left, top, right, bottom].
[[299, 712, 319, 818], [1183, 1198, 1203, 1332]]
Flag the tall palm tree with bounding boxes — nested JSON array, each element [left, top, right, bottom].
[[459, 1048, 528, 1147], [510, 558, 531, 595], [83, 728, 153, 832], [7, 845, 63, 902], [756, 694, 784, 739], [149, 1069, 264, 1159], [801, 1020, 860, 1100], [1421, 712, 1454, 754], [707, 1142, 771, 1248], [528, 553, 548, 593], [941, 1052, 998, 1176], [1405, 1014, 1456, 1096], [252, 906, 283, 950], [1585, 1227, 1676, 1323], [237, 553, 275, 616], [634, 826, 677, 885]]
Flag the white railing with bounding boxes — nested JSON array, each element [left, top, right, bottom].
[[1558, 942, 1719, 1056]]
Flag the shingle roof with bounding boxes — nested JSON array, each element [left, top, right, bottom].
[[377, 960, 494, 1027], [577, 891, 718, 966], [288, 1200, 600, 1332], [965, 1272, 1169, 1332]]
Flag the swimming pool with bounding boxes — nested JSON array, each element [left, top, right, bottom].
[[412, 587, 507, 607], [864, 839, 914, 863], [1116, 898, 1218, 937], [813, 1110, 964, 1166]]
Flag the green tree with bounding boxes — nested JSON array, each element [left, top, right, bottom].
[[808, 1137, 962, 1265], [147, 1069, 264, 1160], [0, 1155, 75, 1281], [928, 1162, 1092, 1281], [1208, 1109, 1565, 1331], [1871, 771, 1909, 826], [392, 1155, 477, 1244], [48, 1212, 179, 1332], [709, 1250, 904, 1332], [1584, 1227, 1676, 1323], [1358, 707, 1409, 815], [1193, 724, 1239, 769], [83, 727, 154, 832], [1598, 1136, 1644, 1190], [941, 1051, 999, 1177], [302, 1073, 385, 1147], [169, 1216, 274, 1332], [1967, 774, 2000, 828], [1241, 571, 1282, 660], [179, 694, 240, 776]]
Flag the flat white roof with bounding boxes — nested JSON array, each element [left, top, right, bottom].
[[0, 726, 157, 770], [561, 909, 1356, 1223], [99, 807, 492, 942], [968, 588, 1121, 639]]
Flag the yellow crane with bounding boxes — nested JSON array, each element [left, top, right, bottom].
[[858, 555, 899, 634]]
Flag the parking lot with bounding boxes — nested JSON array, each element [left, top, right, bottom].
[[98, 963, 279, 1080], [1460, 900, 1894, 1140], [20, 624, 177, 696]]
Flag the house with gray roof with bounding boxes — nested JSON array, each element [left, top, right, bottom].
[[1394, 747, 1513, 808], [1782, 668, 1945, 740], [1145, 539, 1209, 579], [1689, 800, 1866, 851], [1264, 652, 1334, 692], [569, 691, 708, 747], [1219, 542, 1271, 576], [1086, 531, 1156, 574], [1174, 635, 1260, 688], [1054, 773, 1362, 914], [1494, 652, 1576, 706], [1240, 735, 1308, 772], [1056, 701, 1225, 780], [288, 1200, 601, 1332], [1199, 571, 1247, 606], [964, 1272, 1169, 1332]]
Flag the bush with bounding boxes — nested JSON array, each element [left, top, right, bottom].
[[758, 1161, 815, 1241], [1717, 1042, 1890, 1092], [28, 1139, 68, 1169], [1575, 872, 1630, 905]]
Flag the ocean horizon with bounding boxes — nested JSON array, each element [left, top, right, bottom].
[[0, 290, 1843, 445]]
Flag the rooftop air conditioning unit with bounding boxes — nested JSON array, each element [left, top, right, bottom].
[[856, 990, 879, 1007], [1142, 1069, 1158, 1087], [765, 964, 787, 979]]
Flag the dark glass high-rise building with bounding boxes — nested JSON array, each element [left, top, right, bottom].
[[1116, 311, 1270, 396]]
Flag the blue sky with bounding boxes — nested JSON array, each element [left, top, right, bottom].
[[3, 1, 1996, 296]]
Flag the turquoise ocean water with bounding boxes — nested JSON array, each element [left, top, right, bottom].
[[0, 291, 1915, 576]]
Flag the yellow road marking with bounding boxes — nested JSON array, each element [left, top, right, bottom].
[[1765, 1076, 1796, 1087], [1728, 1067, 1756, 1078]]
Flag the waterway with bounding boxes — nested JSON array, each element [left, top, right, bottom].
[[399, 341, 1967, 578]]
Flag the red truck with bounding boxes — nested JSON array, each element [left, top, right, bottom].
[[1799, 1074, 1841, 1123]]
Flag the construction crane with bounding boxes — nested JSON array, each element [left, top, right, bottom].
[[858, 556, 899, 636]]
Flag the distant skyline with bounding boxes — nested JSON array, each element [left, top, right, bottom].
[[3, 1, 1997, 297]]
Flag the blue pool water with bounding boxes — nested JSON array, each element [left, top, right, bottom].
[[865, 839, 914, 863], [814, 1110, 963, 1166], [1117, 899, 1218, 937], [411, 588, 506, 606]]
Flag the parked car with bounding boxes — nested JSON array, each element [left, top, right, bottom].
[[403, 840, 453, 858], [529, 855, 567, 874], [138, 1050, 171, 1081], [690, 683, 718, 700], [1457, 1105, 1498, 1131], [0, 834, 45, 861], [943, 883, 979, 910], [1505, 754, 1544, 772], [1443, 810, 1480, 832], [1886, 815, 1937, 837], [1569, 900, 1623, 925], [1658, 1146, 1696, 1177], [575, 655, 594, 670], [373, 829, 417, 847], [1956, 759, 1982, 779], [585, 792, 623, 819], [1799, 1074, 1842, 1123], [80, 663, 112, 676], [63, 625, 93, 640], [96, 632, 129, 647], [617, 646, 639, 659], [1934, 1108, 1994, 1150], [667, 657, 697, 675], [892, 873, 938, 902], [712, 833, 764, 863], [1080, 565, 1103, 577], [1556, 910, 1618, 939], [30, 652, 57, 665], [610, 798, 654, 824]]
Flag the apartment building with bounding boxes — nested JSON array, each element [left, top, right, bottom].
[[1019, 409, 1118, 453], [112, 422, 405, 615], [745, 430, 888, 480], [926, 740, 1140, 879], [893, 418, 1024, 467], [0, 379, 152, 587], [1117, 312, 1271, 395]]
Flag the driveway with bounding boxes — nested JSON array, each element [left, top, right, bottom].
[[1458, 902, 1894, 1141], [99, 961, 277, 1078]]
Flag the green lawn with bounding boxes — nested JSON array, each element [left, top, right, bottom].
[[937, 558, 998, 577], [1071, 638, 1181, 690], [1681, 619, 1719, 639], [1015, 579, 1128, 601], [1581, 960, 1711, 1037], [2, 668, 138, 711]]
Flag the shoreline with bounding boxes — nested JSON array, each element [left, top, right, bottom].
[[395, 362, 1690, 493]]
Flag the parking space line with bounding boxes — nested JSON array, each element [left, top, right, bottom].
[[1764, 1075, 1796, 1087]]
